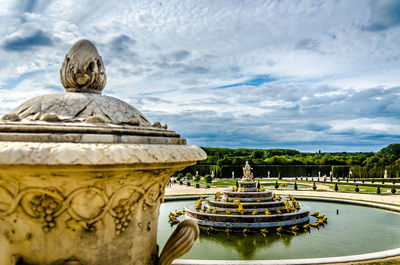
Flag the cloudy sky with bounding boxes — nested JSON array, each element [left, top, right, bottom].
[[1, 0, 400, 152]]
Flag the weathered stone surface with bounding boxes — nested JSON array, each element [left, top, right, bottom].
[[152, 121, 162, 128], [85, 114, 106, 123], [0, 132, 187, 145], [128, 118, 140, 126], [0, 142, 206, 165], [1, 113, 20, 121], [5, 92, 151, 126], [0, 164, 190, 265], [60, 40, 106, 94], [0, 121, 180, 138], [41, 113, 60, 122]]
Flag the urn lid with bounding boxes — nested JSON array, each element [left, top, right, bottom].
[[0, 40, 183, 145]]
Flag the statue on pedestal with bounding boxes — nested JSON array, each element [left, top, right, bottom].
[[241, 161, 254, 181]]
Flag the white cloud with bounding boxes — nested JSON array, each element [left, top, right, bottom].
[[1, 0, 400, 151]]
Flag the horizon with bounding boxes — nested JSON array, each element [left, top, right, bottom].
[[199, 145, 380, 154], [1, 1, 400, 152]]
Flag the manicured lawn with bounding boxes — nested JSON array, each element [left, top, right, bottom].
[[181, 178, 398, 196], [323, 183, 395, 195], [193, 179, 237, 186]]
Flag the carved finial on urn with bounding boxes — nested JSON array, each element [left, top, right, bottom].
[[60, 40, 106, 94]]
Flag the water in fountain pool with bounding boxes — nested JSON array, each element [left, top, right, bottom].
[[158, 200, 400, 260]]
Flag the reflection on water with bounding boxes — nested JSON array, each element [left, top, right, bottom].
[[158, 200, 400, 260], [199, 231, 295, 259]]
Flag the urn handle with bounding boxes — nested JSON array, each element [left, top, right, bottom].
[[158, 220, 199, 265]]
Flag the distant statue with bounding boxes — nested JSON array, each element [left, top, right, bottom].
[[242, 161, 254, 181], [384, 169, 388, 179]]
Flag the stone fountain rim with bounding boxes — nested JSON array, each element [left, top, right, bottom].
[[0, 120, 180, 137], [0, 142, 206, 165], [164, 196, 400, 265], [184, 203, 310, 218], [206, 199, 285, 207], [173, 248, 400, 265], [223, 190, 273, 196]]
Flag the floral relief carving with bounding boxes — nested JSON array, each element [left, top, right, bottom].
[[145, 184, 163, 207], [0, 182, 161, 235]]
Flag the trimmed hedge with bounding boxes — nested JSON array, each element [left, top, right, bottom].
[[332, 166, 350, 178], [179, 164, 331, 178], [179, 164, 400, 179], [350, 165, 400, 179]]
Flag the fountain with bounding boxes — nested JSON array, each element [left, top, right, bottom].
[[185, 162, 318, 231], [161, 199, 400, 261], [0, 40, 206, 265]]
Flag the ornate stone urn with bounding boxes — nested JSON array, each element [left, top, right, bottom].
[[0, 40, 206, 265]]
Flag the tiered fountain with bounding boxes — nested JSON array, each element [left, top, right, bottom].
[[185, 162, 313, 231]]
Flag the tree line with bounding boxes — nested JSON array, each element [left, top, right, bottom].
[[199, 144, 400, 167], [187, 144, 400, 178]]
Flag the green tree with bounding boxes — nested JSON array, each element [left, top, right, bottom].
[[250, 150, 264, 159], [194, 174, 201, 182], [185, 172, 193, 180], [264, 156, 290, 165], [204, 174, 213, 184], [274, 181, 279, 189], [362, 155, 388, 168], [217, 156, 233, 166], [177, 173, 184, 181], [233, 157, 245, 165], [251, 158, 265, 165], [379, 144, 400, 159]]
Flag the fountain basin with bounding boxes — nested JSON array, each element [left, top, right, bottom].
[[159, 199, 400, 261], [223, 191, 273, 201], [185, 205, 310, 229], [237, 181, 258, 192], [207, 200, 284, 210]]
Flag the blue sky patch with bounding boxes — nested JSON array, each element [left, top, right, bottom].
[[3, 30, 52, 51], [0, 71, 44, 90], [214, 75, 277, 90]]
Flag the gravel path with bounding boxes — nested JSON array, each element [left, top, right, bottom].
[[165, 183, 400, 205]]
